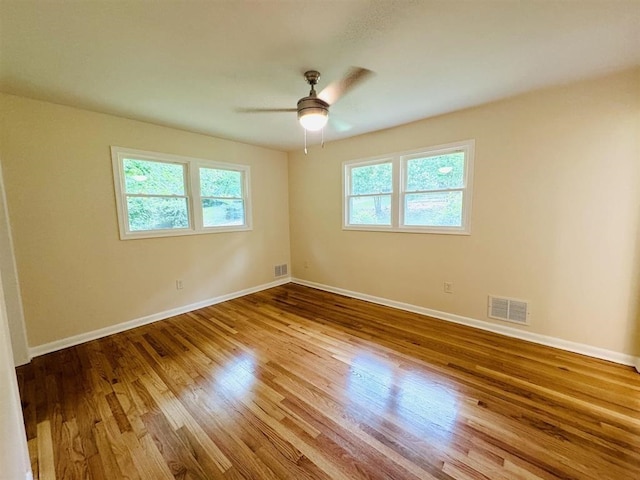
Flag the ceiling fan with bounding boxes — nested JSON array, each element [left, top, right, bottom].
[[239, 67, 374, 133]]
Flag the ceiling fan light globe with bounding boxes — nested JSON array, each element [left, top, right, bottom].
[[299, 111, 329, 131], [297, 96, 330, 131]]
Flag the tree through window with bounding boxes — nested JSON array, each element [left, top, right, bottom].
[[112, 147, 252, 239], [343, 140, 474, 234], [347, 161, 393, 225]]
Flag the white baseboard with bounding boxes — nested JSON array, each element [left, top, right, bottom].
[[28, 277, 291, 359], [28, 276, 640, 371], [292, 278, 640, 368]]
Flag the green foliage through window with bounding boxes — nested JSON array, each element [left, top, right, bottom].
[[113, 147, 252, 238], [124, 159, 185, 195], [200, 167, 245, 227], [124, 158, 188, 231], [127, 197, 189, 231], [351, 162, 392, 195], [403, 152, 465, 227], [348, 162, 393, 225], [349, 195, 391, 225], [344, 142, 473, 232], [200, 168, 242, 197], [405, 153, 464, 192], [404, 191, 463, 227]]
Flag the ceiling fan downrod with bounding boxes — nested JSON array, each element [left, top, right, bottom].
[[304, 70, 321, 96]]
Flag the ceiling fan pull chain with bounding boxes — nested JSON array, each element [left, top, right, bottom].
[[321, 127, 325, 149], [304, 128, 308, 155]]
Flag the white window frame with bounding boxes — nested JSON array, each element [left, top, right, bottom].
[[111, 146, 252, 240], [343, 156, 395, 230], [343, 140, 474, 235]]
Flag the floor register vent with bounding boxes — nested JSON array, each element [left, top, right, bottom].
[[488, 295, 530, 325], [274, 264, 288, 278]]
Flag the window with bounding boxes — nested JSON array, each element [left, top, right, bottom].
[[343, 140, 474, 234], [112, 147, 251, 239], [346, 160, 393, 226], [121, 157, 190, 233], [199, 167, 246, 228]]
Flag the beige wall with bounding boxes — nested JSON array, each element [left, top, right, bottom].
[[289, 69, 640, 357], [0, 94, 290, 348]]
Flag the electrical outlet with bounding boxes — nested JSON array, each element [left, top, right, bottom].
[[444, 282, 453, 294], [176, 279, 183, 290]]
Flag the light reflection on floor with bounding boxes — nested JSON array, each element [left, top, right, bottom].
[[214, 353, 256, 399], [346, 354, 395, 415], [346, 353, 458, 440]]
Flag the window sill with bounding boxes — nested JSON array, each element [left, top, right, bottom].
[[120, 225, 252, 240], [342, 225, 470, 235]]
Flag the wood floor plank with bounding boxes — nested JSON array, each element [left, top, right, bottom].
[[36, 420, 56, 480], [92, 421, 127, 480], [123, 432, 175, 480], [16, 284, 640, 479], [28, 438, 40, 480]]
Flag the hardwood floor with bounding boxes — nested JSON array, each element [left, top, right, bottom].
[[16, 284, 640, 479]]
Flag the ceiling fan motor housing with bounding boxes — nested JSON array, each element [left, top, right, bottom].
[[296, 96, 329, 120], [298, 70, 328, 120]]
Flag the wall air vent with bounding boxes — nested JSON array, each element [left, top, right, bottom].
[[488, 295, 530, 325], [274, 264, 288, 278]]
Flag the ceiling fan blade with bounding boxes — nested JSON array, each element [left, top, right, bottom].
[[318, 67, 374, 105], [236, 107, 297, 113], [330, 116, 353, 133]]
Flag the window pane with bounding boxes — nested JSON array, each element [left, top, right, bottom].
[[349, 195, 391, 225], [405, 152, 464, 192], [200, 168, 242, 198], [123, 159, 185, 195], [126, 196, 189, 231], [351, 163, 392, 195], [403, 191, 463, 227], [202, 199, 245, 227]]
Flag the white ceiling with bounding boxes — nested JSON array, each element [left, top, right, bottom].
[[1, 1, 639, 152]]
